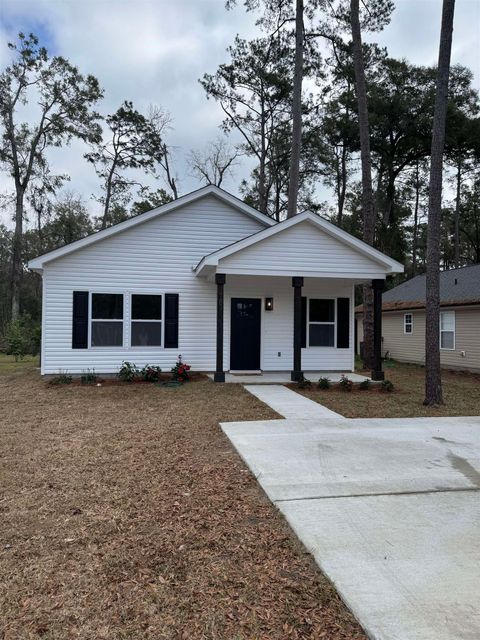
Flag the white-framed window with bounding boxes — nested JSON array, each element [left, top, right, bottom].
[[404, 313, 413, 334], [90, 293, 124, 347], [440, 310, 455, 350], [308, 298, 335, 347], [130, 293, 163, 347]]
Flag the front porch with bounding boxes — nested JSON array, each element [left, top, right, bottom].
[[194, 209, 404, 383], [208, 371, 371, 384]]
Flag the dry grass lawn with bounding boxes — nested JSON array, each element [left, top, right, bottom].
[[296, 361, 480, 418], [0, 353, 38, 376], [0, 360, 365, 640]]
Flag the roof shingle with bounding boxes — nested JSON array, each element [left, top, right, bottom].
[[356, 264, 480, 312]]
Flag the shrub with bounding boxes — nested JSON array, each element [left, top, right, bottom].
[[141, 364, 162, 383], [171, 355, 191, 382], [4, 314, 40, 361], [318, 376, 331, 390], [49, 371, 73, 385], [380, 379, 394, 392], [339, 374, 353, 392], [297, 374, 311, 389], [359, 378, 371, 390], [117, 361, 139, 383], [81, 369, 98, 385]]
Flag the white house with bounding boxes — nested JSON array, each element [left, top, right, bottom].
[[28, 185, 403, 380]]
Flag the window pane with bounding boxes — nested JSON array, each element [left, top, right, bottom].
[[131, 321, 162, 346], [309, 299, 334, 322], [132, 294, 162, 320], [440, 312, 454, 331], [441, 331, 454, 349], [405, 324, 412, 334], [92, 293, 123, 319], [309, 324, 334, 347], [91, 321, 123, 346]]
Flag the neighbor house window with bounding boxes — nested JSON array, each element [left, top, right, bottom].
[[131, 294, 162, 346], [91, 293, 124, 346], [404, 313, 413, 334], [309, 299, 335, 347], [440, 310, 455, 350]]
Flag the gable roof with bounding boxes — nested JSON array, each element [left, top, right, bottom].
[[28, 185, 274, 271], [195, 210, 404, 276], [356, 263, 480, 312]]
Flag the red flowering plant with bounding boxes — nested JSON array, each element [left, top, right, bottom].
[[171, 355, 191, 382]]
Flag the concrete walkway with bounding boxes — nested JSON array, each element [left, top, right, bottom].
[[244, 384, 342, 419], [221, 388, 480, 640]]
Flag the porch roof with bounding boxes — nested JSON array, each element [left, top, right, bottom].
[[195, 211, 404, 280]]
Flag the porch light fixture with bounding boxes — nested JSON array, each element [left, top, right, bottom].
[[265, 297, 274, 311]]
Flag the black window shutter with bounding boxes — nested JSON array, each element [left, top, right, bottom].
[[72, 291, 89, 349], [336, 298, 350, 348], [164, 293, 179, 348], [301, 296, 307, 348]]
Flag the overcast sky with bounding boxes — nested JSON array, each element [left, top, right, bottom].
[[1, 0, 479, 227]]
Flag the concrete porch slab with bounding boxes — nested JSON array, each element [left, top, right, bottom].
[[207, 371, 370, 384]]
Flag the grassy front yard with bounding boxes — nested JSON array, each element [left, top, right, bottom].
[[0, 353, 38, 376], [0, 360, 365, 640], [297, 361, 480, 418]]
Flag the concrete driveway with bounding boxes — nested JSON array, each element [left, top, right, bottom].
[[222, 387, 480, 640]]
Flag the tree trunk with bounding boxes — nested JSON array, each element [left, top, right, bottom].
[[351, 0, 375, 368], [286, 0, 304, 219], [11, 188, 24, 321], [412, 162, 420, 275], [454, 156, 461, 267], [338, 144, 348, 225], [102, 162, 116, 230], [424, 0, 455, 406], [258, 95, 268, 215]]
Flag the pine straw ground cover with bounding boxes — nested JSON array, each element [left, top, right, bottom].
[[0, 364, 365, 640], [295, 361, 480, 418]]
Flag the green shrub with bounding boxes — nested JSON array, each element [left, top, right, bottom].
[[297, 374, 311, 389], [359, 378, 371, 390], [4, 314, 40, 361], [117, 361, 139, 383], [141, 364, 162, 383], [49, 371, 73, 385], [81, 369, 98, 385], [318, 376, 331, 390], [380, 379, 394, 392], [339, 374, 353, 392]]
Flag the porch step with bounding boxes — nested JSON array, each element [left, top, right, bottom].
[[244, 384, 342, 420]]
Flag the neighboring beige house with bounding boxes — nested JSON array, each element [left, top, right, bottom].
[[356, 264, 480, 373]]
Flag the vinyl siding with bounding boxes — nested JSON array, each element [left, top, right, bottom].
[[225, 276, 354, 372], [219, 220, 387, 278], [41, 195, 266, 374], [356, 307, 480, 373], [42, 194, 356, 375]]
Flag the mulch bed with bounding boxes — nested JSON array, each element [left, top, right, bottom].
[[52, 372, 207, 386], [1, 371, 366, 640]]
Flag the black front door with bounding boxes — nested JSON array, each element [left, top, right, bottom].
[[230, 298, 261, 370]]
